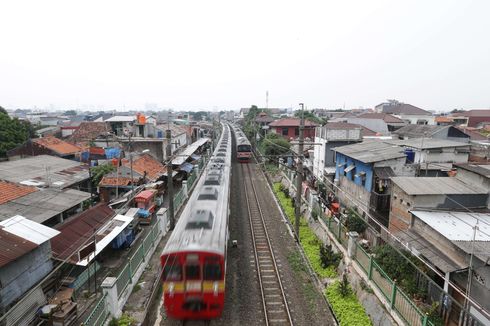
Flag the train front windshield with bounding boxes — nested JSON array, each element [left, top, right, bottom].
[[237, 145, 251, 152]]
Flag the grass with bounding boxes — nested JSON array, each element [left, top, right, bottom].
[[273, 183, 337, 279], [326, 281, 372, 326]]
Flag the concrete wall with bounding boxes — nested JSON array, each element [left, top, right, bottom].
[[388, 183, 414, 232], [337, 176, 371, 213], [395, 114, 436, 125], [456, 169, 490, 208], [413, 147, 469, 164], [335, 153, 374, 192], [0, 242, 53, 310]]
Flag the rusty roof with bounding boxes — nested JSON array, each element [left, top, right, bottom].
[[69, 122, 110, 144], [33, 136, 81, 155], [99, 176, 134, 186], [0, 181, 38, 205], [50, 204, 115, 262], [122, 153, 167, 181], [0, 228, 38, 267]]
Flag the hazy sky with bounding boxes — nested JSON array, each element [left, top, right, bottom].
[[1, 0, 489, 112]]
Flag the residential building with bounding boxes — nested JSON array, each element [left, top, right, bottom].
[[454, 163, 490, 208], [396, 210, 490, 325], [0, 216, 59, 314], [393, 125, 470, 143], [333, 141, 414, 223], [312, 123, 364, 183], [69, 121, 111, 146], [375, 101, 435, 125], [7, 136, 81, 160], [268, 118, 318, 140], [98, 166, 144, 202], [388, 177, 488, 233], [35, 126, 60, 138], [451, 109, 490, 128], [349, 113, 406, 134], [385, 138, 470, 176], [255, 112, 274, 130]]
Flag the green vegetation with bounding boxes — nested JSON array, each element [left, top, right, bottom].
[[260, 132, 291, 159], [345, 208, 367, 234], [319, 243, 342, 270], [273, 183, 337, 278], [326, 281, 372, 326], [90, 163, 116, 186], [0, 106, 36, 158], [109, 313, 136, 326], [294, 110, 327, 125]]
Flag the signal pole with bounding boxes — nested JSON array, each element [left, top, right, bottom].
[[166, 129, 175, 230], [295, 103, 305, 240]]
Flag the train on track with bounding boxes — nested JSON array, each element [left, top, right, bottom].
[[233, 126, 252, 163], [160, 123, 232, 320]]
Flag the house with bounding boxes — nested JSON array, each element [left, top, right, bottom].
[[98, 166, 144, 202], [0, 180, 91, 226], [451, 109, 490, 128], [0, 155, 90, 190], [268, 118, 318, 140], [312, 122, 364, 184], [333, 141, 414, 223], [389, 177, 488, 233], [68, 121, 111, 146], [395, 210, 490, 325], [393, 125, 470, 143], [454, 163, 490, 208], [255, 112, 274, 129], [35, 126, 60, 138], [7, 136, 81, 160], [0, 216, 59, 316], [105, 115, 136, 136], [347, 113, 406, 134], [384, 138, 470, 176], [60, 121, 82, 138], [375, 101, 435, 125]]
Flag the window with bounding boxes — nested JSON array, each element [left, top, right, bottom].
[[204, 260, 222, 280], [282, 127, 288, 136], [163, 258, 182, 281], [186, 210, 214, 229], [185, 264, 201, 280]]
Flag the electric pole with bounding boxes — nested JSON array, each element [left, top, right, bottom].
[[295, 103, 305, 240], [166, 129, 175, 230]]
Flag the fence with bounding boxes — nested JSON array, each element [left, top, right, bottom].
[[83, 293, 109, 326], [187, 169, 197, 188], [173, 188, 185, 212], [73, 261, 101, 298]]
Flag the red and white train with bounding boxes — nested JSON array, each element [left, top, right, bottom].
[[160, 123, 232, 320], [234, 127, 252, 163]]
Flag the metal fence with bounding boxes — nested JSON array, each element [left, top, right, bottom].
[[84, 293, 109, 326]]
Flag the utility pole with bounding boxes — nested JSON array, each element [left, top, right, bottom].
[[295, 103, 305, 240], [166, 129, 175, 230]]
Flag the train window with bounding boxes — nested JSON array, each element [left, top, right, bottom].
[[198, 187, 218, 200], [217, 153, 225, 157], [186, 210, 214, 229], [204, 175, 220, 185], [185, 264, 200, 280], [204, 261, 222, 280], [163, 261, 182, 281]]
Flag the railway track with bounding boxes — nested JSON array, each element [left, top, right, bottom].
[[242, 163, 294, 326]]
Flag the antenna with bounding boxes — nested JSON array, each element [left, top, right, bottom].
[[266, 91, 269, 109]]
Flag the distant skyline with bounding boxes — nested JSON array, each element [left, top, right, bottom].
[[1, 0, 489, 112]]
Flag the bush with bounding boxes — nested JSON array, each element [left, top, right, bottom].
[[319, 243, 342, 269], [345, 210, 367, 234], [326, 281, 372, 325], [338, 273, 351, 297]]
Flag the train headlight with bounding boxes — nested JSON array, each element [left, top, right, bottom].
[[169, 283, 175, 297], [213, 282, 219, 296]]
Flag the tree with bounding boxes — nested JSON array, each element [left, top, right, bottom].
[[64, 110, 77, 116], [260, 132, 291, 158], [90, 163, 116, 186], [0, 109, 34, 158], [294, 110, 326, 125]]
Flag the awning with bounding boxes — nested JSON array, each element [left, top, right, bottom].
[[190, 154, 201, 161], [374, 166, 395, 179], [76, 214, 134, 266], [172, 138, 210, 165], [180, 162, 194, 173], [344, 164, 355, 173]]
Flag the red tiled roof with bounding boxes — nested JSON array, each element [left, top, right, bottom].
[[99, 176, 134, 187], [269, 118, 318, 127], [69, 122, 110, 144], [33, 136, 81, 155], [0, 181, 38, 205], [0, 229, 38, 267], [435, 116, 453, 123], [122, 154, 167, 181], [452, 109, 490, 117], [51, 204, 114, 262], [358, 113, 404, 123]]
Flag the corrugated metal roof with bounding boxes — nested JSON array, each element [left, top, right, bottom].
[[105, 115, 135, 122], [454, 163, 490, 179], [0, 215, 59, 245], [392, 177, 488, 195], [0, 228, 38, 267], [50, 204, 115, 262], [333, 140, 406, 163], [385, 138, 469, 149], [172, 138, 210, 165]]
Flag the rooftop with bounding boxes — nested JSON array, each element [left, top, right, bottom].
[[69, 122, 110, 144], [357, 113, 405, 123], [411, 210, 490, 262], [123, 154, 167, 181], [385, 138, 470, 149], [105, 115, 135, 122], [0, 181, 38, 205], [391, 177, 487, 195], [452, 109, 490, 117], [0, 155, 90, 189], [454, 163, 490, 179], [323, 122, 378, 137], [379, 103, 431, 116], [0, 188, 91, 224], [269, 118, 319, 127], [32, 136, 81, 155], [333, 140, 406, 163], [172, 138, 210, 165]]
